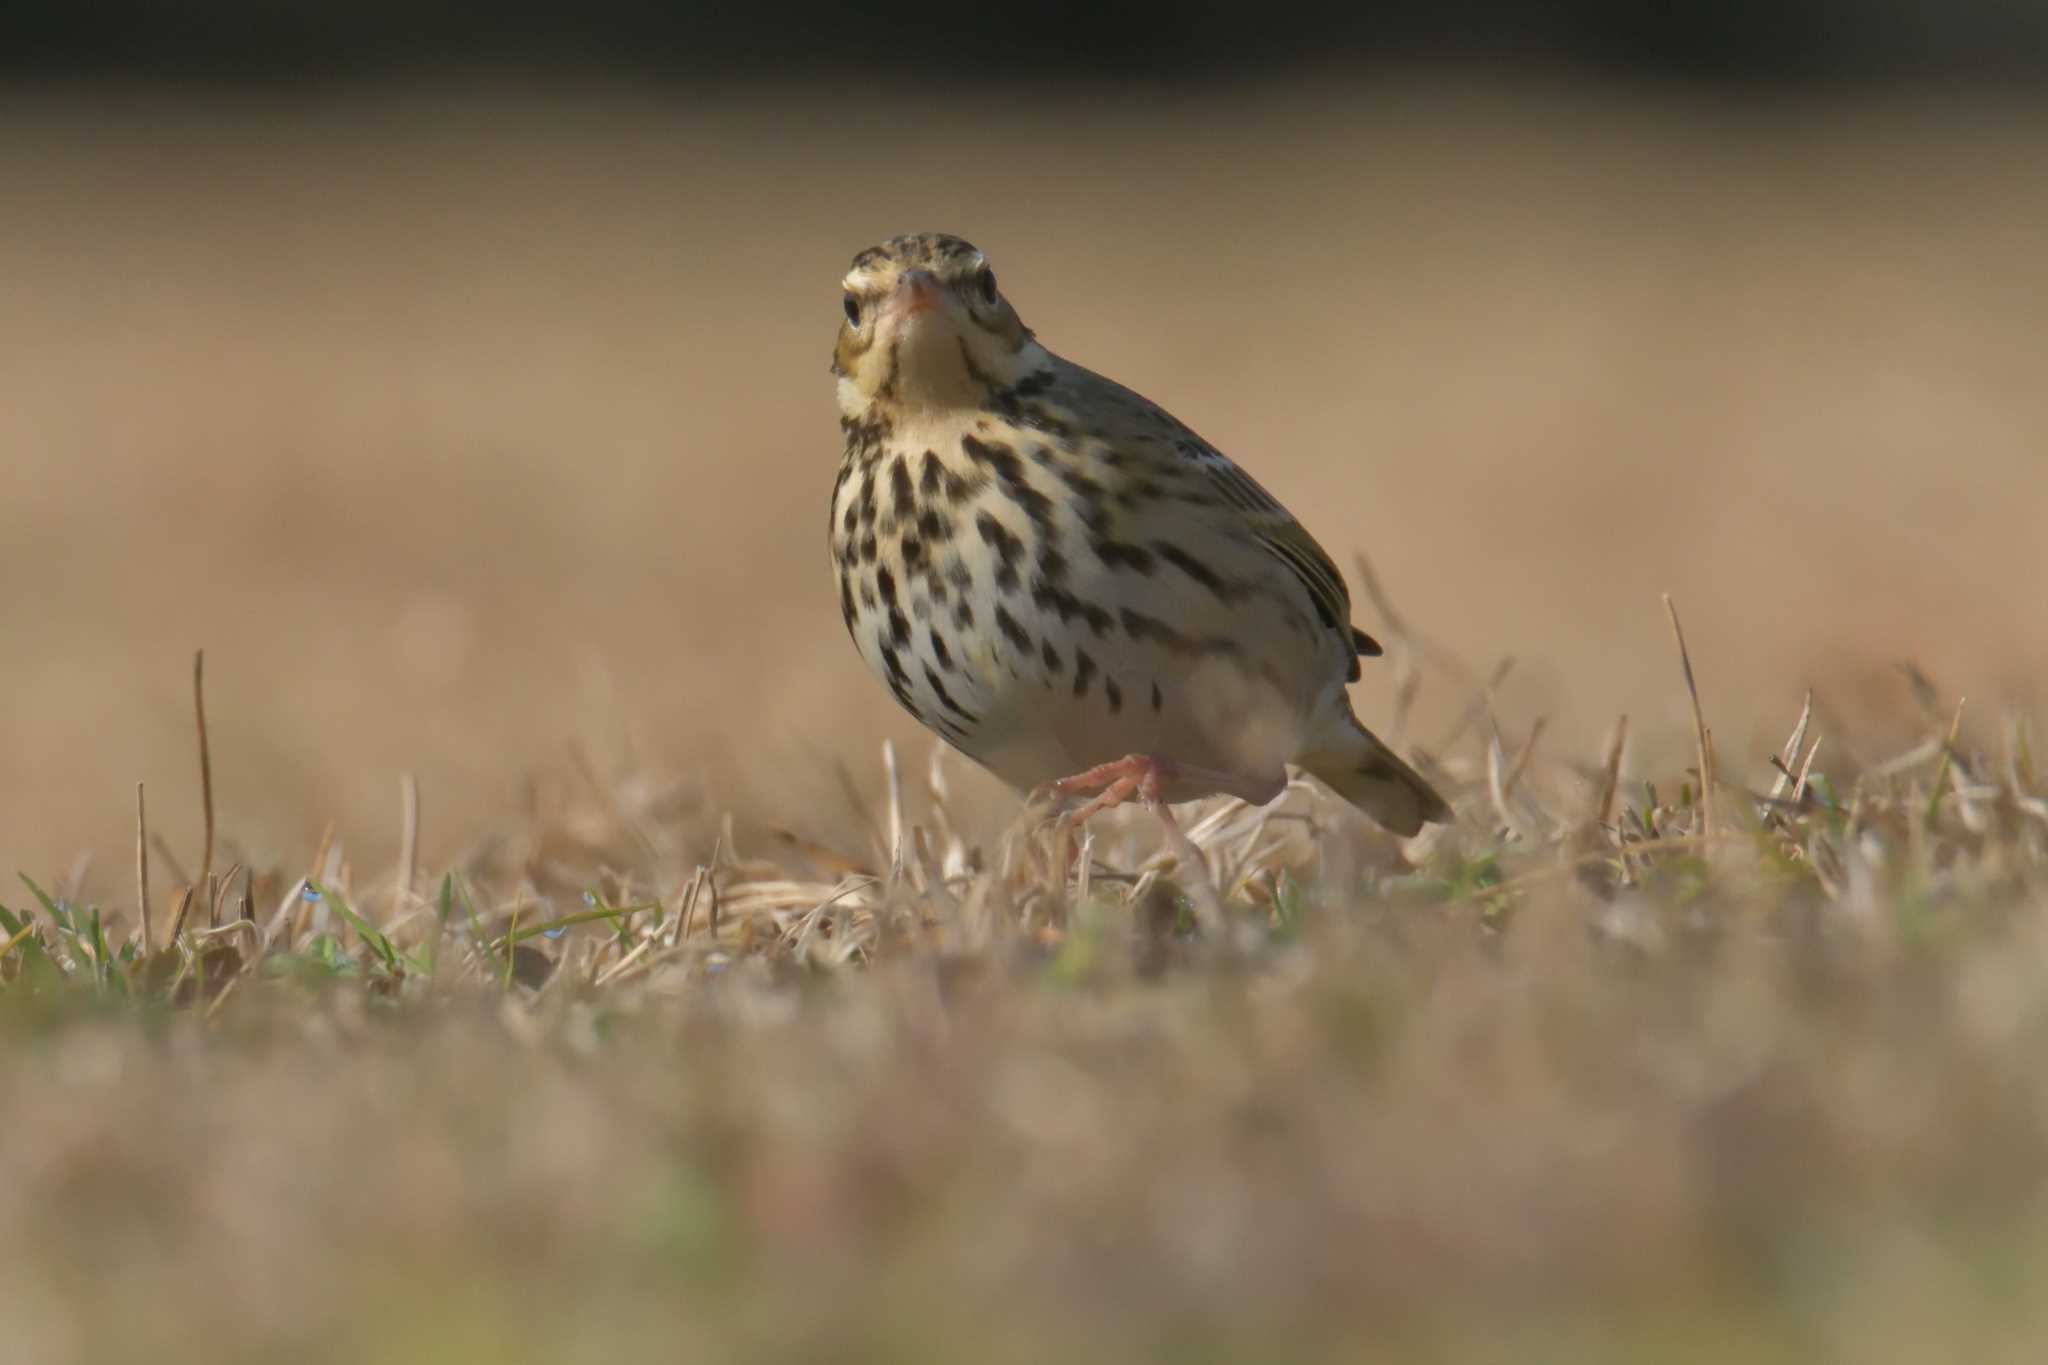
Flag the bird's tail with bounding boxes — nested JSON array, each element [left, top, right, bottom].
[[1298, 716, 1451, 837]]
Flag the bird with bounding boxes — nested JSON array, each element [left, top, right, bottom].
[[827, 232, 1450, 840]]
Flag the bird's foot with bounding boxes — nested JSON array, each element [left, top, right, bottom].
[[1031, 754, 1228, 939], [1036, 752, 1175, 825]]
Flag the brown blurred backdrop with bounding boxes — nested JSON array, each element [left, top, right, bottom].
[[1, 80, 2043, 886]]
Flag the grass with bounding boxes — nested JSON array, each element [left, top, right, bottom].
[[5, 614, 2047, 1364]]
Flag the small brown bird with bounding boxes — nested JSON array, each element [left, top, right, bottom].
[[828, 233, 1449, 836]]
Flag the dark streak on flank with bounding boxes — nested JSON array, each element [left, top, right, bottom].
[[1116, 479, 1163, 510], [927, 628, 955, 672], [924, 666, 974, 723], [1092, 538, 1155, 574], [1150, 680, 1164, 711], [1154, 542, 1232, 600], [1013, 404, 1073, 443], [1104, 676, 1123, 714], [1031, 580, 1113, 636], [1004, 481, 1056, 535], [1118, 607, 1190, 654], [1058, 466, 1103, 501], [962, 434, 1023, 483], [1041, 640, 1062, 676], [994, 604, 1032, 654], [962, 435, 1056, 535], [975, 512, 1026, 593], [1072, 648, 1097, 699], [998, 369, 1056, 405], [880, 644, 915, 710], [919, 449, 982, 506]]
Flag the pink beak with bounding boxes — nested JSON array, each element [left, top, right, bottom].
[[891, 269, 945, 318]]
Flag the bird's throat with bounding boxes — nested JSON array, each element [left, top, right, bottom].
[[884, 321, 994, 412]]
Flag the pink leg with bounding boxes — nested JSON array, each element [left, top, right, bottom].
[[1035, 754, 1230, 936], [1042, 754, 1165, 825], [1039, 753, 1284, 821]]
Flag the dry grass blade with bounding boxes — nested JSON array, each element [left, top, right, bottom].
[[1662, 594, 1715, 838], [911, 827, 962, 916], [1766, 691, 1813, 808], [1502, 717, 1546, 800], [1428, 655, 1514, 756], [1592, 714, 1629, 830], [134, 781, 153, 955], [1486, 730, 1516, 834], [1927, 695, 1968, 825], [395, 773, 420, 919], [206, 863, 241, 929], [770, 829, 871, 880], [166, 885, 197, 944], [192, 650, 214, 895], [882, 739, 905, 879], [1792, 735, 1823, 805]]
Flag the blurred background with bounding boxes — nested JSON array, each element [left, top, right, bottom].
[[2, 1, 2044, 885]]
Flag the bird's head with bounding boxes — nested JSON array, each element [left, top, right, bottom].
[[833, 233, 1041, 417]]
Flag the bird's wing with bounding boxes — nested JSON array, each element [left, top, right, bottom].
[[1187, 448, 1353, 635], [1054, 360, 1376, 674]]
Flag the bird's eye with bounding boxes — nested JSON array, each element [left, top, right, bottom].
[[843, 293, 862, 326], [977, 268, 998, 304]]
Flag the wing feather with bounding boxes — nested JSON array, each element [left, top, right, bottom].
[[1188, 451, 1354, 636], [1053, 360, 1374, 676]]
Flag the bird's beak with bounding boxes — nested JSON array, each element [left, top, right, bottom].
[[889, 269, 946, 319]]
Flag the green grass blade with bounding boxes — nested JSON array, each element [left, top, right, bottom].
[[500, 900, 659, 948], [16, 874, 73, 935], [451, 874, 502, 978], [314, 882, 402, 974]]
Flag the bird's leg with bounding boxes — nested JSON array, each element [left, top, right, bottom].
[[1039, 753, 1185, 817], [1036, 754, 1228, 938], [1140, 791, 1228, 940], [1042, 753, 1284, 813], [1044, 754, 1157, 825]]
